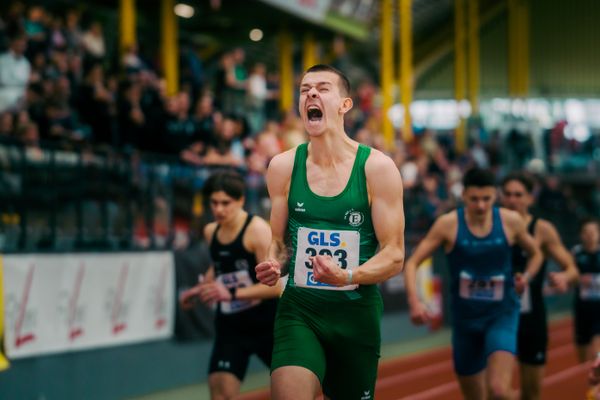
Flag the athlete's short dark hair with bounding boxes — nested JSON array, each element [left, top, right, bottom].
[[202, 170, 245, 200], [304, 64, 351, 96], [501, 171, 536, 193], [463, 167, 496, 189]]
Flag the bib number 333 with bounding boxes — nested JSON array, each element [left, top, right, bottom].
[[294, 227, 360, 291]]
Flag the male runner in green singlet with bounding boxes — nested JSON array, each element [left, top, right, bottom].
[[255, 64, 405, 400]]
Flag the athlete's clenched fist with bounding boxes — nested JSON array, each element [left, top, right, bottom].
[[255, 259, 281, 286]]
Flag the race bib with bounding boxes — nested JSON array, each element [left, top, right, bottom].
[[218, 270, 261, 314], [459, 271, 505, 301], [294, 227, 360, 291], [520, 283, 532, 313], [580, 273, 600, 300]]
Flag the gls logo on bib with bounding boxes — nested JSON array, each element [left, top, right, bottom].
[[308, 231, 340, 246]]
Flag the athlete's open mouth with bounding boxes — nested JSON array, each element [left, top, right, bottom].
[[307, 106, 323, 121]]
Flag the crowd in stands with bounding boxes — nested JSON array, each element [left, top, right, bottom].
[[0, 2, 597, 251]]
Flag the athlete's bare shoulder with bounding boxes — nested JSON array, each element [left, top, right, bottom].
[[364, 148, 402, 192], [203, 222, 218, 243], [266, 146, 298, 193], [499, 207, 523, 226], [246, 214, 271, 236], [435, 210, 458, 232], [535, 218, 560, 243], [243, 215, 272, 253], [267, 146, 297, 175], [364, 147, 398, 173]]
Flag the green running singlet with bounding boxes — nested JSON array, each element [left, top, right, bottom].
[[271, 142, 383, 400]]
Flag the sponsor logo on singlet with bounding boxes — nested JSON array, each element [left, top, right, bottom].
[[345, 209, 364, 227]]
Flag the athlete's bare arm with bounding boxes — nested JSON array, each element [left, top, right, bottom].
[[237, 216, 282, 299], [354, 150, 405, 283], [405, 212, 455, 324], [255, 149, 295, 287], [312, 151, 405, 285], [537, 219, 579, 292], [502, 209, 543, 292]]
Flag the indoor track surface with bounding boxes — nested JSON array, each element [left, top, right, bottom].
[[238, 317, 591, 400]]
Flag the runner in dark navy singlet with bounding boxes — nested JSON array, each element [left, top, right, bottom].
[[405, 168, 543, 400]]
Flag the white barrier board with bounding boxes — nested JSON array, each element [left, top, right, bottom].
[[2, 252, 174, 358]]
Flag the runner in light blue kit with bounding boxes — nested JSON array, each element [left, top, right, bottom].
[[405, 168, 543, 400]]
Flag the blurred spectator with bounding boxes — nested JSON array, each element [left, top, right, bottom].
[[23, 5, 47, 58], [48, 16, 67, 51], [180, 94, 222, 167], [507, 126, 533, 169], [15, 121, 43, 160], [77, 62, 114, 145], [137, 70, 166, 152], [122, 43, 145, 73], [246, 62, 268, 135], [180, 44, 204, 100], [117, 80, 145, 149], [538, 175, 569, 215], [64, 9, 83, 52], [0, 112, 15, 142], [0, 32, 31, 113], [43, 98, 85, 145], [162, 91, 198, 155], [193, 92, 219, 141], [279, 111, 306, 150], [81, 21, 105, 61], [222, 48, 247, 114], [470, 140, 490, 168], [202, 114, 244, 167]]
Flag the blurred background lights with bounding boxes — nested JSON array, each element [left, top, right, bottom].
[[174, 3, 194, 18], [564, 123, 591, 142], [249, 28, 264, 42]]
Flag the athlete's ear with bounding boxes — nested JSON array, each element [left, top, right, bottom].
[[339, 97, 353, 114]]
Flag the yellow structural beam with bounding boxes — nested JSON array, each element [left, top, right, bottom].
[[414, 1, 505, 81], [454, 0, 467, 154], [508, 0, 518, 96], [468, 0, 480, 115], [0, 256, 9, 371], [119, 0, 136, 55], [302, 33, 318, 72], [160, 0, 179, 96], [279, 30, 294, 113], [381, 0, 395, 150], [399, 0, 414, 143], [517, 0, 530, 96], [508, 0, 529, 97]]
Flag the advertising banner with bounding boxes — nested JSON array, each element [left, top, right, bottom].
[[3, 252, 174, 359]]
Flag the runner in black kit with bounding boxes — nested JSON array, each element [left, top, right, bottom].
[[180, 170, 281, 400], [501, 172, 579, 400], [572, 218, 600, 364]]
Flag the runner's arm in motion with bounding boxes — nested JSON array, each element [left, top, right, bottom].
[[255, 150, 294, 286], [179, 265, 215, 309], [404, 214, 452, 325], [506, 210, 543, 293], [179, 223, 218, 309], [350, 151, 405, 285], [538, 219, 579, 292], [235, 216, 282, 300]]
